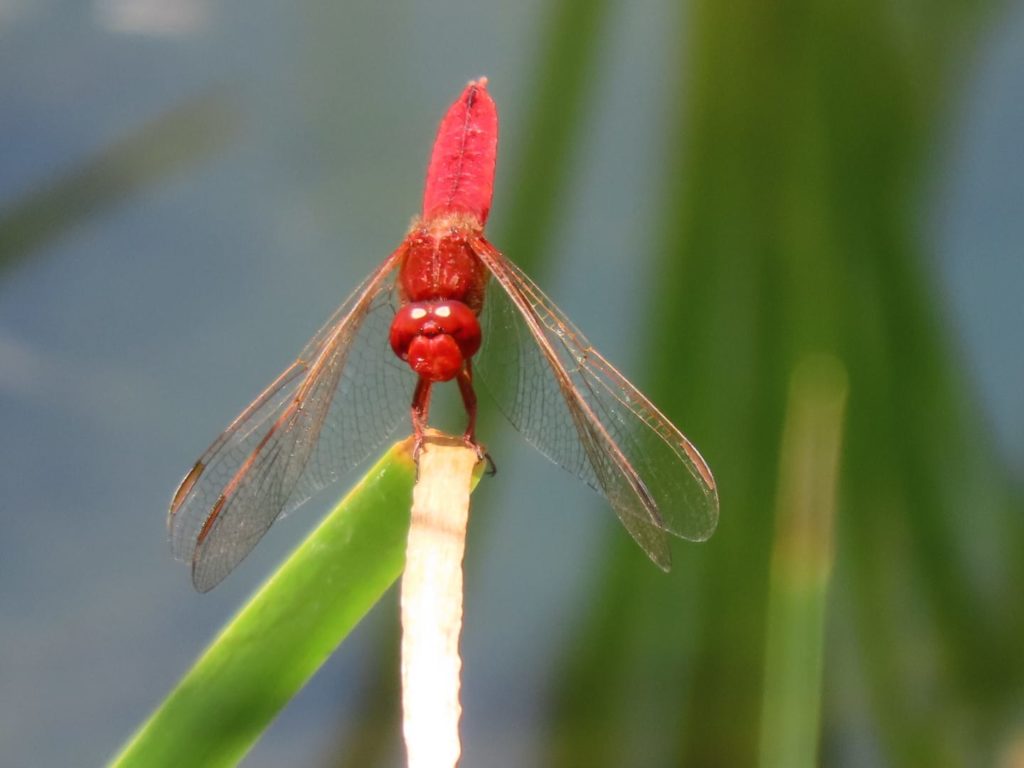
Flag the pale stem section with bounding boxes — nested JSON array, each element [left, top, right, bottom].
[[401, 432, 480, 768]]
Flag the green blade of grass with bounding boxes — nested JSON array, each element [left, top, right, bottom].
[[111, 439, 420, 768], [758, 356, 847, 768]]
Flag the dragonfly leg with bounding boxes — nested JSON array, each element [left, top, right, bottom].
[[411, 377, 433, 460], [456, 364, 478, 444], [457, 363, 496, 474]]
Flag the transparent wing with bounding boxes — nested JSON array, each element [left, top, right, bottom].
[[472, 238, 718, 569], [168, 248, 414, 591]]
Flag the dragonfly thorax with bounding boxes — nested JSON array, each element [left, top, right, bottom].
[[399, 224, 488, 312], [389, 300, 481, 382]]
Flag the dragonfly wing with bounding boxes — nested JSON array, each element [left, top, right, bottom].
[[169, 248, 414, 591], [472, 239, 718, 569]]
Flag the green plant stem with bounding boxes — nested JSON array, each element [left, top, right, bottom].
[[758, 356, 847, 768]]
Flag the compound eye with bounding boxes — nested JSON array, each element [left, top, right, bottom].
[[389, 303, 429, 359]]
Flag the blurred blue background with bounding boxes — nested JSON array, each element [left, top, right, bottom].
[[1, 1, 1022, 766]]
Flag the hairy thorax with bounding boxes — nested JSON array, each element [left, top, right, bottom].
[[399, 214, 489, 313]]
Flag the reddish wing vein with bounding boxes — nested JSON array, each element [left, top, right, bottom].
[[472, 238, 718, 569], [168, 247, 412, 591]]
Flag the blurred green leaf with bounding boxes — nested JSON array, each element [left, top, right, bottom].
[[543, 0, 1023, 766], [759, 356, 847, 768], [496, 0, 614, 274]]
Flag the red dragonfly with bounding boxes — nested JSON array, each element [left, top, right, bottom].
[[170, 79, 718, 591]]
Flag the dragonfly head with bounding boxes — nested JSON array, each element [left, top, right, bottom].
[[390, 300, 481, 382]]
